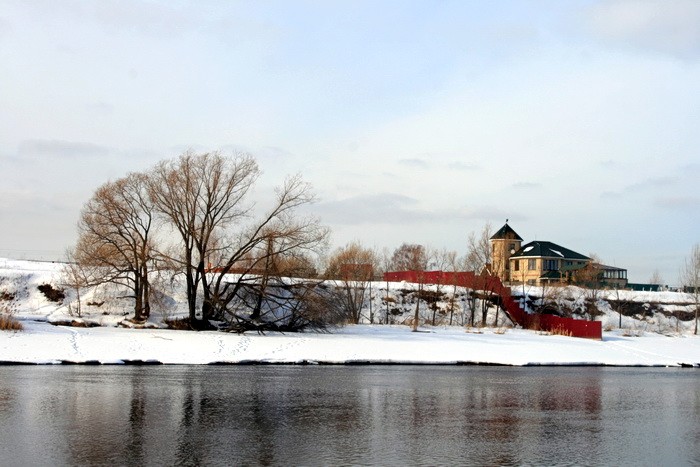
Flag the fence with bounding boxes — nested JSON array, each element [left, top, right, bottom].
[[383, 270, 602, 339]]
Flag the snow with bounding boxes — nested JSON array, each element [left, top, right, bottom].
[[523, 246, 534, 252], [2, 322, 699, 366], [550, 248, 564, 257], [2, 259, 699, 367]]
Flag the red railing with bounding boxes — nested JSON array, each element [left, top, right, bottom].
[[383, 270, 602, 339]]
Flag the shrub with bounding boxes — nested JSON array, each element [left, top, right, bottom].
[[165, 317, 193, 330], [0, 315, 23, 331], [0, 291, 15, 301], [38, 284, 65, 303]]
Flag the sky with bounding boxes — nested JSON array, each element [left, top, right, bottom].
[[1, 0, 699, 283]]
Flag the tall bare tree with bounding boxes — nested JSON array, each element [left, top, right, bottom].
[[324, 241, 378, 324], [465, 222, 492, 273], [574, 256, 603, 321], [386, 243, 431, 331], [680, 243, 700, 335], [203, 175, 329, 327], [61, 249, 101, 318], [148, 151, 259, 326], [74, 172, 155, 320], [439, 249, 461, 325]]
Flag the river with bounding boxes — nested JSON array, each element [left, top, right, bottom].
[[0, 366, 698, 465]]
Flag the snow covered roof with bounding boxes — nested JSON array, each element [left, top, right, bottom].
[[511, 241, 589, 261]]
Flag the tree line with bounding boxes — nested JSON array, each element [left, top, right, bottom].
[[65, 150, 501, 332], [67, 151, 328, 330], [66, 149, 700, 334]]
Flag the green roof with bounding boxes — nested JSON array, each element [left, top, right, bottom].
[[511, 241, 589, 261]]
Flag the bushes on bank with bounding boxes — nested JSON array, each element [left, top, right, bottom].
[[0, 314, 23, 331]]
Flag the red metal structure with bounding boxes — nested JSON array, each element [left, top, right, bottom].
[[383, 270, 602, 339]]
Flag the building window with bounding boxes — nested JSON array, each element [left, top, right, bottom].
[[527, 259, 536, 270], [514, 260, 520, 271], [543, 259, 558, 271]]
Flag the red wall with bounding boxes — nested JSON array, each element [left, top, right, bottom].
[[383, 270, 602, 339]]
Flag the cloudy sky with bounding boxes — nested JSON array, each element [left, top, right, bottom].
[[1, 0, 699, 283]]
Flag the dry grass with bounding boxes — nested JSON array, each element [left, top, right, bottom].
[[0, 314, 23, 331], [164, 317, 192, 330], [621, 328, 643, 337], [549, 327, 573, 337]]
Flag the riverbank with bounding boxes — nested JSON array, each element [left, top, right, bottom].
[[2, 321, 699, 366]]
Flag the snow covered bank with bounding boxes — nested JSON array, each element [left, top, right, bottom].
[[2, 321, 699, 367], [2, 258, 700, 367]]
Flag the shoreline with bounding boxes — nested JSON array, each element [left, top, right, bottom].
[[2, 360, 698, 367], [2, 321, 700, 367]]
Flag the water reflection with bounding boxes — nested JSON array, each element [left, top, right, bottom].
[[0, 366, 698, 465]]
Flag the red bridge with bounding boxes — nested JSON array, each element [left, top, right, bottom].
[[383, 270, 602, 339]]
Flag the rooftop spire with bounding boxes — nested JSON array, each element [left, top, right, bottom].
[[490, 221, 523, 241]]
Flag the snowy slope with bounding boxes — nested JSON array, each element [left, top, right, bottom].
[[1, 259, 699, 366]]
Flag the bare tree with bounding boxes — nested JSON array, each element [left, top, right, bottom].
[[61, 249, 100, 318], [148, 151, 259, 327], [324, 241, 378, 324], [465, 223, 492, 273], [390, 243, 428, 272], [440, 249, 466, 325], [378, 247, 394, 324], [203, 175, 329, 329], [611, 285, 631, 329], [573, 257, 603, 321], [649, 269, 664, 287], [680, 243, 700, 335], [74, 173, 155, 321]]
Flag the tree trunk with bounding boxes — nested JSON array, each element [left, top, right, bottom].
[[412, 283, 421, 331], [385, 281, 390, 324], [186, 274, 197, 323], [142, 263, 150, 319], [199, 259, 214, 321], [368, 282, 373, 324], [470, 296, 476, 326], [76, 287, 82, 318], [134, 274, 143, 321]]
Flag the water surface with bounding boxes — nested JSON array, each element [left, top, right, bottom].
[[0, 366, 698, 465]]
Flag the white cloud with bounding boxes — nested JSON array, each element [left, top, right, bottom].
[[18, 140, 110, 159], [587, 0, 700, 59], [398, 158, 430, 169], [315, 193, 433, 225], [653, 196, 699, 210]]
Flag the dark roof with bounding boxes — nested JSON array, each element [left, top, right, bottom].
[[511, 241, 589, 261], [540, 270, 564, 280], [490, 223, 523, 241], [596, 264, 626, 272]]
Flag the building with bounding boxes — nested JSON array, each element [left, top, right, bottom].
[[490, 222, 628, 288]]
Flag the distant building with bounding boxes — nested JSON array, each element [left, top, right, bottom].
[[490, 221, 628, 288]]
